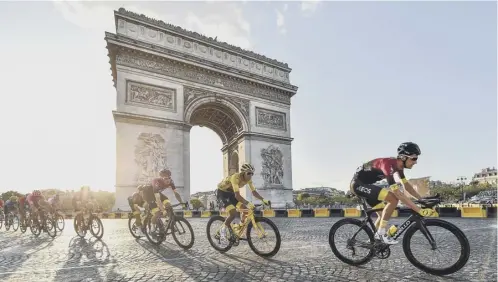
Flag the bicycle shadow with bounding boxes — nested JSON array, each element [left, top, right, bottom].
[[0, 234, 54, 281], [135, 238, 259, 281], [51, 236, 121, 282]]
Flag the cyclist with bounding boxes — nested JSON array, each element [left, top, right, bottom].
[[47, 194, 61, 213], [217, 163, 270, 244], [27, 190, 51, 224], [18, 194, 30, 225], [4, 196, 19, 221], [143, 169, 185, 233], [72, 187, 96, 215], [350, 142, 436, 245], [128, 186, 146, 229]]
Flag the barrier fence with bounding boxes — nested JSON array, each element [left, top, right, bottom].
[[61, 205, 497, 220]]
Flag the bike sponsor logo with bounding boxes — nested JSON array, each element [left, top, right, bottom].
[[357, 186, 371, 194], [393, 220, 411, 237]]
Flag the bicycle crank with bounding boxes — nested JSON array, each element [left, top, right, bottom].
[[374, 245, 391, 259]]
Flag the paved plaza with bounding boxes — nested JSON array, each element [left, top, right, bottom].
[[0, 218, 496, 282]]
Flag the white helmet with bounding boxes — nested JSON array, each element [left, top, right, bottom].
[[240, 163, 255, 173]]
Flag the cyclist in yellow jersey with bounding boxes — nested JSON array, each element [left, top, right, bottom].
[[217, 163, 270, 244]]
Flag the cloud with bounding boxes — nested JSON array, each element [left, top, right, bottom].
[[52, 1, 253, 49], [301, 0, 322, 16], [276, 9, 287, 35]]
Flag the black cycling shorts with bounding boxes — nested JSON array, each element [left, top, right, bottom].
[[350, 179, 389, 208], [217, 189, 239, 209]]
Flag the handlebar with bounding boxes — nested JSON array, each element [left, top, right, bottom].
[[414, 193, 442, 208]]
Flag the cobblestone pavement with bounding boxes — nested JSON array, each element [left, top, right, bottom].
[[0, 217, 495, 282]]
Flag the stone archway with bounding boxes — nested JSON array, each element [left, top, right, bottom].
[[106, 8, 298, 211]]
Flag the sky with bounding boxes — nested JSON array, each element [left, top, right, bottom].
[[0, 1, 496, 195]]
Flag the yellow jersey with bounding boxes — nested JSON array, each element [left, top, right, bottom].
[[217, 173, 256, 193]]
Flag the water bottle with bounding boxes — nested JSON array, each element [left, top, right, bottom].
[[387, 225, 398, 237]]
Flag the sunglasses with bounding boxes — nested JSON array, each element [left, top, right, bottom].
[[409, 157, 418, 161], [246, 172, 254, 176]]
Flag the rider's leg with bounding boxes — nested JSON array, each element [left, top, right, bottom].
[[224, 205, 237, 227], [371, 202, 386, 231], [378, 192, 399, 236]]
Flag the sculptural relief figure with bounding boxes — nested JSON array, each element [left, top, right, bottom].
[[260, 145, 284, 186], [135, 133, 167, 183]]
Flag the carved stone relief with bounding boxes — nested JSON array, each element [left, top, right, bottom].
[[255, 107, 286, 131], [115, 51, 291, 104], [183, 86, 250, 120], [126, 81, 176, 111], [260, 145, 284, 187], [134, 133, 167, 183], [115, 8, 291, 84]]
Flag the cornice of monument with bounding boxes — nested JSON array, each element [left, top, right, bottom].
[[105, 32, 298, 94], [106, 43, 295, 104], [113, 111, 192, 131], [114, 8, 291, 70]]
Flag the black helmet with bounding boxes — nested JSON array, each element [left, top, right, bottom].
[[397, 142, 421, 156]]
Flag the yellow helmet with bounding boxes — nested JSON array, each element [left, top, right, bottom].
[[10, 196, 18, 202]]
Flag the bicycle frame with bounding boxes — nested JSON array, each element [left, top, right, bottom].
[[354, 199, 437, 248], [228, 204, 268, 241]]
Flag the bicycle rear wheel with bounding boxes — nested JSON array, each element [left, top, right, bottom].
[[329, 218, 375, 266], [403, 219, 470, 276], [74, 214, 87, 238], [247, 217, 281, 258], [171, 216, 195, 249]]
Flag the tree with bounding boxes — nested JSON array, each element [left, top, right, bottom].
[[190, 198, 203, 210], [1, 191, 24, 201]]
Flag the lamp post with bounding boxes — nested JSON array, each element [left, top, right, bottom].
[[457, 176, 467, 203]]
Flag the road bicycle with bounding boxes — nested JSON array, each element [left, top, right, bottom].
[[30, 207, 57, 238], [139, 202, 195, 249], [74, 206, 104, 240], [328, 193, 470, 276], [4, 211, 20, 232], [206, 201, 281, 258], [49, 209, 65, 232]]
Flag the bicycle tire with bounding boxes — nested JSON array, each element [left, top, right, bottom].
[[329, 218, 375, 266], [11, 214, 19, 232], [403, 218, 470, 276], [30, 217, 41, 237], [144, 215, 165, 245], [46, 217, 57, 238], [246, 217, 281, 258], [74, 214, 87, 238], [171, 216, 195, 250], [57, 214, 65, 232], [128, 216, 142, 239], [0, 213, 3, 230], [206, 215, 233, 253], [89, 216, 104, 240]]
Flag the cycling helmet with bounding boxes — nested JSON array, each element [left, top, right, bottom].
[[32, 190, 42, 197], [159, 169, 171, 176], [397, 142, 421, 156], [240, 163, 255, 173], [10, 196, 18, 202]]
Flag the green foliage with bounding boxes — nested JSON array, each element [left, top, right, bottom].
[[431, 182, 495, 202], [190, 198, 204, 210], [1, 191, 24, 201], [295, 193, 359, 206]]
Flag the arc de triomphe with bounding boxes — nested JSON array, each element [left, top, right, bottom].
[[105, 8, 298, 211]]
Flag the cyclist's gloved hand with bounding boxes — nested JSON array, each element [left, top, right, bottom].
[[246, 202, 255, 210], [419, 208, 437, 217], [262, 199, 270, 206], [181, 203, 187, 209]]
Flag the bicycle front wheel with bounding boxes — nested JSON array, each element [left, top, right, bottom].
[[45, 217, 57, 238], [89, 216, 104, 240], [11, 214, 19, 231], [403, 218, 470, 276], [171, 216, 195, 249], [247, 217, 281, 258], [329, 218, 375, 266], [206, 215, 233, 253]]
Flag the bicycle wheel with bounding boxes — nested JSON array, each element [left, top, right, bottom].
[[171, 216, 195, 249], [246, 217, 281, 258], [20, 217, 27, 233], [128, 216, 143, 239], [74, 214, 87, 238], [403, 218, 470, 276], [144, 215, 165, 245], [56, 214, 65, 232], [30, 217, 41, 237], [206, 215, 233, 253], [329, 218, 375, 266], [45, 217, 57, 238], [0, 213, 3, 230], [89, 215, 104, 240], [11, 213, 19, 232]]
